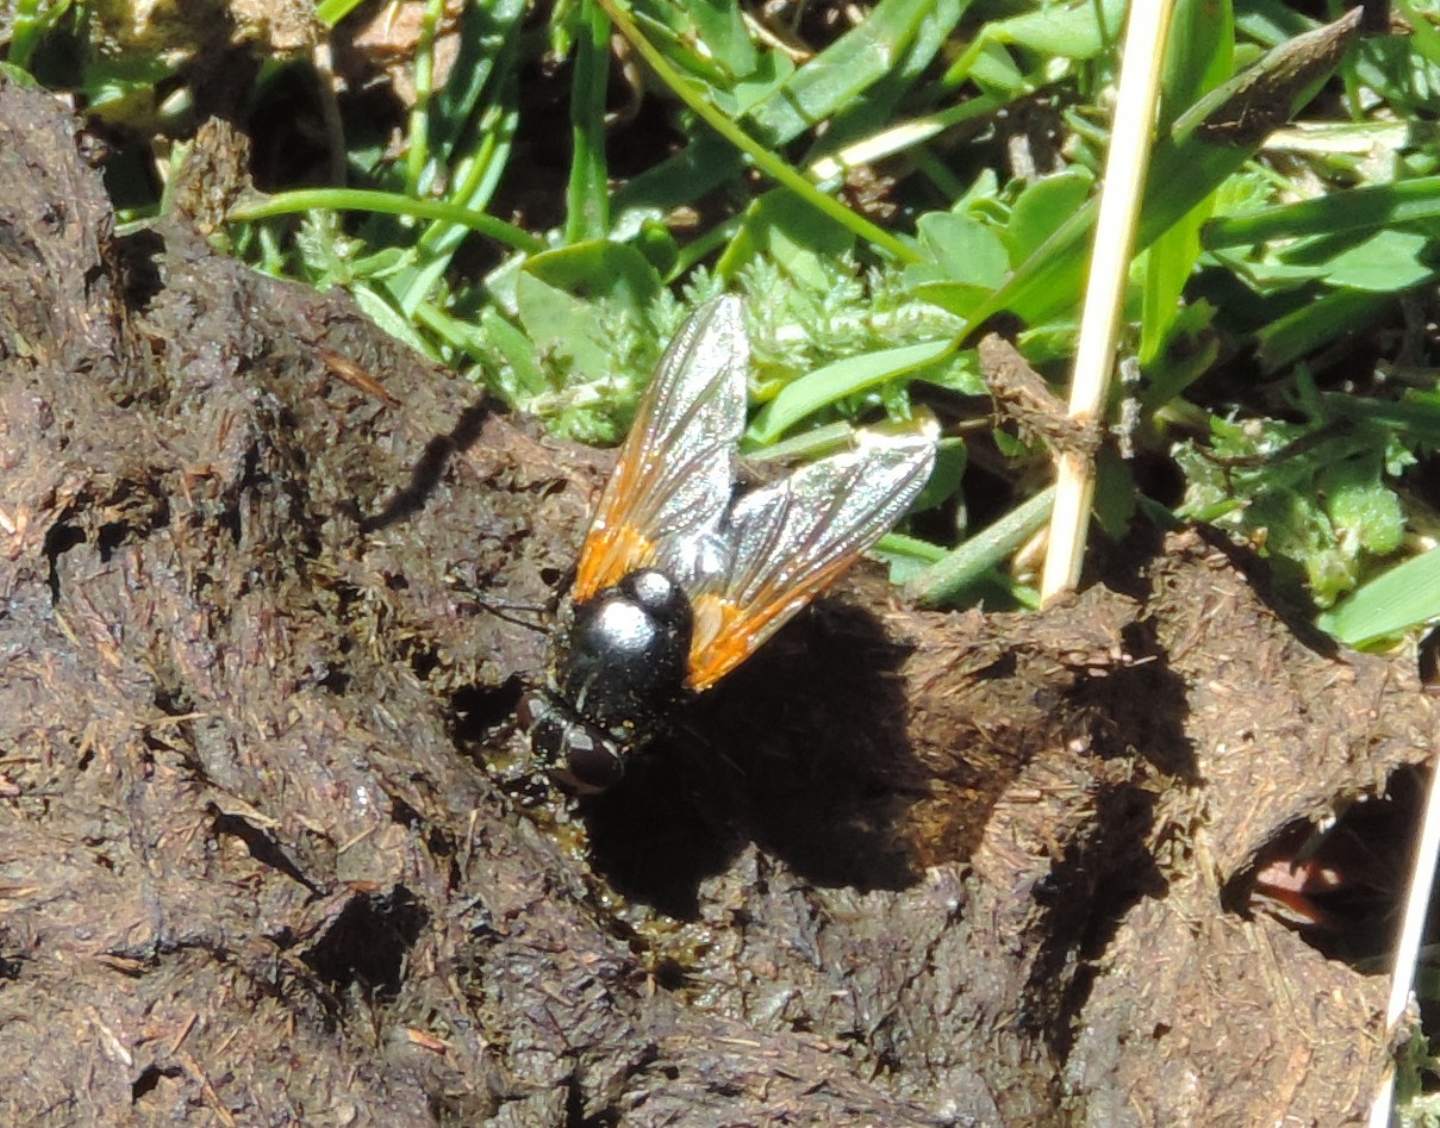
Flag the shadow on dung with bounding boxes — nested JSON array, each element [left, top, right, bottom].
[[578, 599, 926, 920]]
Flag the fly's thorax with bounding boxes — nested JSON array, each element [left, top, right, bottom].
[[650, 528, 732, 591], [524, 568, 696, 794], [551, 568, 694, 727]]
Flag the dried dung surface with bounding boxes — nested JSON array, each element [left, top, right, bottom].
[[0, 81, 1432, 1126]]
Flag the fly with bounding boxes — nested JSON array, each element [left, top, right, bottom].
[[517, 296, 937, 793]]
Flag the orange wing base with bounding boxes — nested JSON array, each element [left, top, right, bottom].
[[573, 520, 654, 603], [685, 553, 856, 692]]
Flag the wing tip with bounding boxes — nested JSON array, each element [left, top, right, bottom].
[[694, 293, 747, 347]]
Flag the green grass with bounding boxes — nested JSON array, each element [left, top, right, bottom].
[[10, 0, 1440, 635]]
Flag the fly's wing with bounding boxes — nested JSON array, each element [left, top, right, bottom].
[[686, 424, 936, 691], [573, 296, 749, 602]]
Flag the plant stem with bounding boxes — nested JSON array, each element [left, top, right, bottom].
[[227, 189, 544, 254], [1040, 0, 1175, 603], [594, 0, 923, 265], [907, 486, 1055, 607]]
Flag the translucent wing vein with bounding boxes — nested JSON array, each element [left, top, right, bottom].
[[573, 296, 748, 601], [687, 429, 936, 691]]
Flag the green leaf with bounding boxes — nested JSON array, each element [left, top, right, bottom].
[[1140, 0, 1232, 363], [392, 254, 450, 317], [1093, 449, 1136, 541], [917, 213, 1010, 283], [1003, 170, 1094, 264], [1175, 419, 1410, 607], [7, 0, 73, 71], [514, 272, 613, 383], [968, 41, 1028, 99], [911, 439, 967, 512], [635, 219, 679, 278], [317, 0, 367, 26], [1320, 456, 1405, 557], [717, 189, 857, 291], [715, 51, 794, 116], [1209, 248, 1328, 293], [352, 283, 441, 360], [906, 213, 1010, 317], [480, 306, 546, 400], [687, 0, 758, 78], [1140, 300, 1219, 407], [812, 0, 971, 156], [1321, 390, 1440, 451], [909, 349, 985, 395], [1314, 230, 1434, 292], [1254, 288, 1394, 373], [429, 0, 525, 165], [565, 0, 611, 243], [1319, 548, 1440, 646], [1161, 0, 1234, 127], [0, 61, 41, 87], [740, 0, 937, 144], [525, 241, 663, 321], [1139, 212, 1206, 364], [747, 338, 956, 444], [874, 532, 946, 585], [349, 247, 413, 280], [991, 0, 1126, 60]]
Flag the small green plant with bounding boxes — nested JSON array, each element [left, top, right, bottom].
[[8, 0, 1440, 639]]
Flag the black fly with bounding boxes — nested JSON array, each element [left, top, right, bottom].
[[517, 296, 936, 793]]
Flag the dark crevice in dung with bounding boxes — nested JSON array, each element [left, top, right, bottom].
[[301, 886, 428, 999]]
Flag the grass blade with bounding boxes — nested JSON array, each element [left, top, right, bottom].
[[745, 339, 955, 444], [404, 0, 448, 197], [598, 0, 921, 263], [612, 0, 939, 230], [1319, 547, 1440, 646], [907, 487, 1056, 607], [226, 189, 544, 254], [565, 0, 612, 243], [963, 6, 1369, 336], [1203, 175, 1440, 248]]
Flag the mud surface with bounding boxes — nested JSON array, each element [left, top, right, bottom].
[[1, 81, 1433, 1125]]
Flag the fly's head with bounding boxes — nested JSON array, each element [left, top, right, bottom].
[[515, 688, 629, 794]]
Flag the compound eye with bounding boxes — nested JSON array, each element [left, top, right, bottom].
[[562, 727, 626, 794], [527, 709, 567, 763]]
